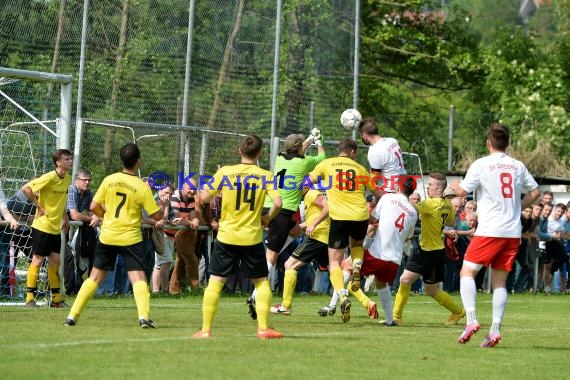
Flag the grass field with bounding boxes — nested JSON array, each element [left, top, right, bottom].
[[1, 291, 568, 380]]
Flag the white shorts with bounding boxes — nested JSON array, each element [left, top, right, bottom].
[[154, 235, 174, 267]]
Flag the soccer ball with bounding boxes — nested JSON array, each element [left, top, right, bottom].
[[340, 108, 362, 130]]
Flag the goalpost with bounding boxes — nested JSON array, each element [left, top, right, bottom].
[[0, 67, 72, 306]]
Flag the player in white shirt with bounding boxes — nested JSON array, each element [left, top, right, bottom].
[[365, 176, 418, 326], [358, 117, 406, 194], [451, 123, 540, 348]]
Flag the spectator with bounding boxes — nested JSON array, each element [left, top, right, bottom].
[[442, 197, 464, 292], [539, 203, 566, 293], [21, 149, 73, 307], [168, 178, 204, 294], [151, 184, 174, 294], [541, 191, 554, 207], [0, 181, 20, 297], [64, 143, 167, 328], [508, 206, 534, 293], [64, 168, 100, 295]]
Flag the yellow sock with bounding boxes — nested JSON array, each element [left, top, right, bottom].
[[329, 267, 346, 301], [133, 281, 151, 320], [351, 245, 364, 263], [393, 283, 411, 319], [68, 278, 98, 321], [202, 278, 224, 332], [255, 279, 272, 330], [433, 289, 462, 314], [47, 264, 62, 303], [25, 264, 40, 303], [349, 286, 370, 308], [282, 270, 297, 309]]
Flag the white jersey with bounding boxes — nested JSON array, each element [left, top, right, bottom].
[[369, 193, 418, 264], [459, 152, 538, 238], [367, 137, 406, 192]]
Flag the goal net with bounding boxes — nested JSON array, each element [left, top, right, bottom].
[[0, 73, 66, 306]]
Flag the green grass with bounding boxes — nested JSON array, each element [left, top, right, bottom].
[[1, 292, 568, 379]]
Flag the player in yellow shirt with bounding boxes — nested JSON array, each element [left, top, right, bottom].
[[64, 143, 167, 328], [21, 149, 73, 307], [308, 138, 381, 322], [192, 135, 283, 339], [392, 172, 465, 325], [270, 188, 330, 315]]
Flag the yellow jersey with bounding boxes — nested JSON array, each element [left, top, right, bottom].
[[204, 163, 280, 246], [309, 156, 372, 221], [93, 172, 160, 246], [303, 189, 330, 245], [27, 170, 71, 234], [416, 197, 454, 251]]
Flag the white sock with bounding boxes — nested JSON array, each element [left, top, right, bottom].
[[460, 276, 478, 325], [491, 287, 507, 335], [329, 288, 339, 307], [343, 270, 350, 286], [267, 261, 276, 291], [376, 285, 393, 323]]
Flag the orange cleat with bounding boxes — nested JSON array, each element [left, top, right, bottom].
[[256, 328, 283, 339], [192, 330, 212, 339]]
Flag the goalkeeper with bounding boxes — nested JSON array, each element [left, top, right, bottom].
[[247, 128, 325, 319]]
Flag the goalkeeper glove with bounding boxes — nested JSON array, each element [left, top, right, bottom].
[[310, 128, 321, 141]]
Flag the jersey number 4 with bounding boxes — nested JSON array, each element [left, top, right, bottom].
[[394, 212, 406, 232]]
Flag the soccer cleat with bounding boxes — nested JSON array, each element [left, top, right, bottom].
[[457, 322, 481, 344], [480, 333, 502, 348], [445, 309, 466, 325], [379, 320, 398, 326], [246, 295, 257, 320], [340, 298, 351, 323], [318, 305, 336, 317], [25, 300, 38, 308], [139, 319, 157, 329], [192, 330, 212, 339], [63, 318, 76, 327], [49, 300, 69, 308], [270, 304, 291, 315], [256, 328, 283, 339], [350, 261, 362, 292], [366, 301, 379, 319]]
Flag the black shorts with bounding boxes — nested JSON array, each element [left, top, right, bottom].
[[405, 247, 446, 284], [328, 219, 368, 249], [291, 237, 329, 267], [31, 227, 61, 256], [209, 240, 267, 279], [264, 209, 297, 252], [93, 241, 147, 272], [544, 240, 565, 273]]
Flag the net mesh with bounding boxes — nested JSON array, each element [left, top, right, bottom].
[[0, 78, 59, 303], [0, 0, 358, 179]]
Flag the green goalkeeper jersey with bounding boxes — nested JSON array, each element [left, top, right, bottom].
[[263, 151, 325, 212]]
